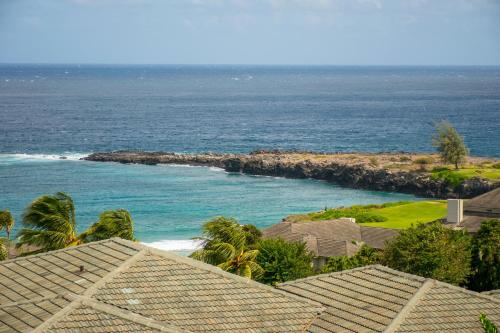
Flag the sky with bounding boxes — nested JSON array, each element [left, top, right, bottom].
[[0, 0, 499, 65]]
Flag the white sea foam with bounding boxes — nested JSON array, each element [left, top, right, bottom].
[[142, 239, 203, 252], [0, 153, 89, 162]]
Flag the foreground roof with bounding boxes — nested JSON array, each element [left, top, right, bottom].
[[0, 238, 323, 333], [277, 265, 499, 333], [262, 219, 398, 257]]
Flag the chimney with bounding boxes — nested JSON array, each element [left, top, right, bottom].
[[447, 199, 463, 224]]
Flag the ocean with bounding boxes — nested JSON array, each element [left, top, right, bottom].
[[1, 65, 499, 250]]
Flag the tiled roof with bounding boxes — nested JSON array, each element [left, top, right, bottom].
[[277, 265, 500, 333], [262, 219, 398, 257], [464, 187, 500, 217], [0, 238, 323, 333]]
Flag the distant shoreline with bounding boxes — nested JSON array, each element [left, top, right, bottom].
[[84, 151, 499, 199]]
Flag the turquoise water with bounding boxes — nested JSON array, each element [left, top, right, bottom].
[[0, 155, 418, 250], [2, 65, 498, 250]]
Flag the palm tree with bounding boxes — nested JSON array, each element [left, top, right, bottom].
[[0, 210, 15, 240], [16, 192, 135, 255], [80, 209, 135, 243], [0, 238, 8, 261], [190, 217, 264, 279], [17, 192, 79, 252]]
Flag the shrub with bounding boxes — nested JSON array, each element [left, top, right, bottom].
[[414, 157, 434, 171], [399, 156, 411, 162], [369, 157, 379, 167], [382, 221, 471, 285], [493, 163, 500, 169], [310, 207, 387, 223], [431, 169, 468, 187], [256, 238, 314, 285]]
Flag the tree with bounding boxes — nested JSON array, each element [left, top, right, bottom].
[[79, 209, 135, 243], [432, 121, 468, 169], [190, 217, 263, 279], [0, 210, 15, 240], [468, 219, 499, 292], [382, 221, 471, 285], [0, 238, 8, 261], [321, 245, 382, 273], [16, 192, 135, 254], [17, 192, 79, 252], [256, 238, 313, 285]]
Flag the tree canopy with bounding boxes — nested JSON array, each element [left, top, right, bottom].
[[382, 221, 471, 285], [256, 238, 313, 285], [16, 192, 135, 255], [0, 210, 14, 240], [468, 219, 500, 292], [190, 217, 264, 279], [321, 245, 382, 274], [432, 121, 468, 169]]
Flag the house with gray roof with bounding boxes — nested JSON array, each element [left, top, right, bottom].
[[262, 218, 398, 268], [445, 187, 500, 232], [277, 265, 500, 333]]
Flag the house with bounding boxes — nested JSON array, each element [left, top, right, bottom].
[[262, 218, 398, 268], [277, 265, 500, 333], [445, 187, 500, 232], [0, 238, 323, 333], [0, 239, 498, 332]]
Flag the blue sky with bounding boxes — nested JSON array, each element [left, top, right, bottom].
[[1, 0, 499, 65]]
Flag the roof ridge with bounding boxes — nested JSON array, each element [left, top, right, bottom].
[[382, 279, 435, 333], [432, 280, 500, 304], [0, 237, 143, 264], [278, 265, 427, 287], [0, 293, 70, 309], [143, 247, 326, 311], [76, 295, 190, 333], [82, 248, 147, 297]]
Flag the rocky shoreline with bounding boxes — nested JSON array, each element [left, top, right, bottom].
[[83, 151, 498, 199]]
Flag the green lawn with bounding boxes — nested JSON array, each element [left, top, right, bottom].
[[289, 200, 447, 229], [360, 201, 447, 229], [451, 168, 500, 181], [431, 167, 500, 186]]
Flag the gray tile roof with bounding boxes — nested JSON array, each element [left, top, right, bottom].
[[464, 187, 500, 217], [277, 265, 500, 333], [0, 238, 323, 333], [262, 219, 398, 257]]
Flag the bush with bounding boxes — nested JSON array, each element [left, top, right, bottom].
[[468, 219, 500, 292], [414, 157, 434, 171], [321, 245, 382, 273], [310, 207, 387, 223], [399, 156, 411, 162], [431, 169, 468, 187], [492, 163, 500, 169], [382, 221, 471, 285], [256, 238, 314, 285], [369, 157, 379, 167]]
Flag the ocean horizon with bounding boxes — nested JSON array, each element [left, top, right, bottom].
[[1, 65, 499, 250]]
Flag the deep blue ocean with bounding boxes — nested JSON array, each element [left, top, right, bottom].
[[1, 65, 499, 250]]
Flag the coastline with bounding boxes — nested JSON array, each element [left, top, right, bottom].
[[84, 151, 499, 199]]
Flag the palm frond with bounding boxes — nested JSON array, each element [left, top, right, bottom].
[[80, 209, 135, 243]]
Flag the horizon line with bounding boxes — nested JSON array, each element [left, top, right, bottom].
[[1, 62, 500, 67]]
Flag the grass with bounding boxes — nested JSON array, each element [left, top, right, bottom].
[[431, 167, 500, 187], [288, 200, 447, 229]]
